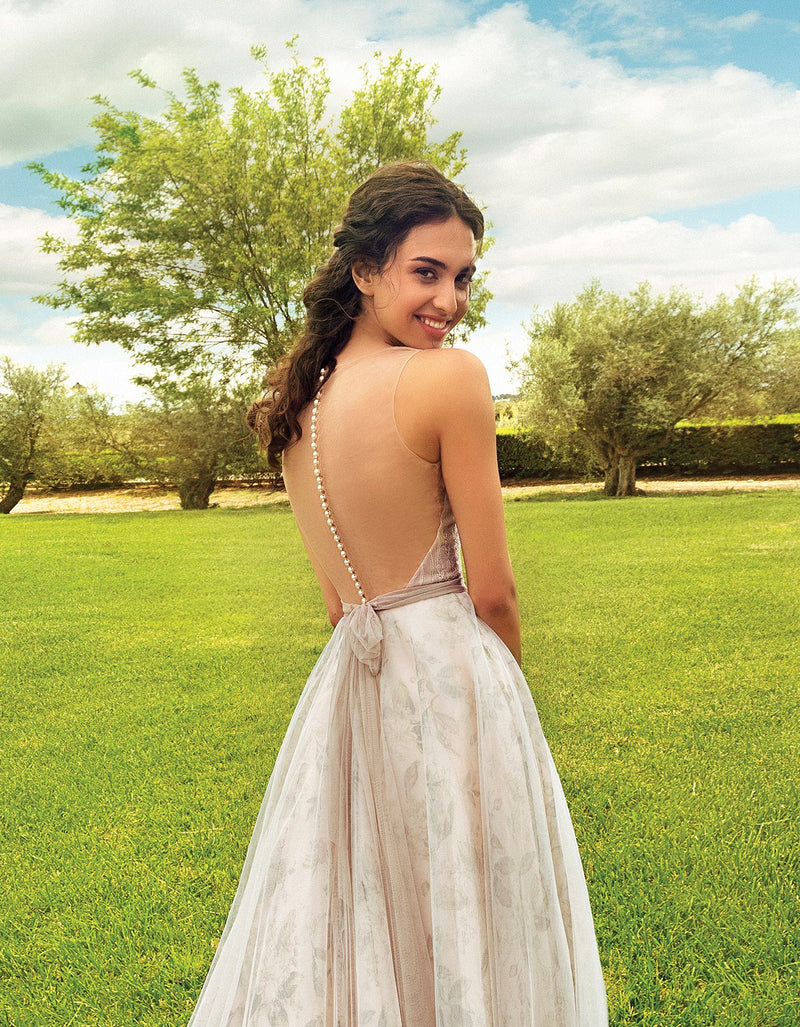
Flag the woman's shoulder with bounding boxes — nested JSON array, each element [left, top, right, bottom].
[[405, 345, 488, 382], [401, 347, 492, 409], [395, 347, 494, 461]]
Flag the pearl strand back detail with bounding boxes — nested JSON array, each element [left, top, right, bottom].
[[310, 368, 367, 604]]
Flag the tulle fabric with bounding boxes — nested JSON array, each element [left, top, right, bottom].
[[187, 577, 607, 1026], [188, 347, 607, 1024]]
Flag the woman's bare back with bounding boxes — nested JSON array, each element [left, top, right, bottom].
[[282, 348, 452, 604]]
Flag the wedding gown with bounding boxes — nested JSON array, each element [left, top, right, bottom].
[[188, 348, 607, 1026]]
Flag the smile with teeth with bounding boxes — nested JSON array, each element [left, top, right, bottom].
[[417, 315, 449, 330]]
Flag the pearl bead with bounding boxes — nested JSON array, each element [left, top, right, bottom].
[[310, 367, 366, 602]]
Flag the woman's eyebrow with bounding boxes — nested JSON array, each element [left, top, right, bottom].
[[409, 256, 476, 274]]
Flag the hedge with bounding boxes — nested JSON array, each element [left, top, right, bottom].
[[640, 422, 800, 476], [495, 429, 594, 480], [25, 422, 800, 488], [496, 422, 800, 480]]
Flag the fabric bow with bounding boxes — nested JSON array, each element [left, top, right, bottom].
[[344, 602, 383, 674]]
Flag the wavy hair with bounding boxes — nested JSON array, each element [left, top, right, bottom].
[[247, 161, 485, 469]]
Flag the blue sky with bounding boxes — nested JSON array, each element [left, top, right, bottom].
[[1, 0, 798, 397], [550, 0, 799, 81]]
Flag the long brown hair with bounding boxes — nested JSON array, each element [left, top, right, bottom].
[[247, 162, 485, 469]]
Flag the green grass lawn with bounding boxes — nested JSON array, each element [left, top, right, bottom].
[[2, 492, 798, 1026]]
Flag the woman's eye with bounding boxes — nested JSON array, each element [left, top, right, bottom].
[[416, 268, 436, 280]]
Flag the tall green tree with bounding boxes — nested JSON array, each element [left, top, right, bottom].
[[31, 44, 489, 507], [0, 359, 66, 513], [516, 278, 799, 497], [32, 43, 488, 389]]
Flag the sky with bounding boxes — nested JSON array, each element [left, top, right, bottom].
[[1, 0, 799, 399]]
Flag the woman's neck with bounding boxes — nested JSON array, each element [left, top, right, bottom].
[[337, 314, 398, 365]]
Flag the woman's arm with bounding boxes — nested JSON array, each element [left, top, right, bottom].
[[314, 565, 345, 629], [295, 522, 344, 627], [396, 349, 522, 663]]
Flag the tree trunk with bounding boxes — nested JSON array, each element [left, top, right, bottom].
[[603, 451, 638, 497], [616, 453, 638, 496], [0, 475, 31, 514], [603, 458, 619, 496], [178, 475, 217, 510]]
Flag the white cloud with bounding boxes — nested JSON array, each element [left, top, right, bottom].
[[492, 213, 800, 306], [4, 1, 799, 226], [1, 0, 799, 396], [423, 11, 800, 239], [0, 203, 76, 293], [714, 12, 762, 33], [0, 305, 147, 401], [0, 0, 320, 161], [0, 0, 464, 163]]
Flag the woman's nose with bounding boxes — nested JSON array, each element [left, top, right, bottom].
[[433, 279, 459, 316]]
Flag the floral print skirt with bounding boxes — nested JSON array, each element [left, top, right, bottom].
[[188, 589, 608, 1026]]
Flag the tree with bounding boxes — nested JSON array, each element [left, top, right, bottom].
[[0, 359, 66, 513], [760, 332, 800, 416], [124, 375, 264, 509], [31, 44, 490, 508], [33, 385, 151, 489], [516, 279, 800, 497], [32, 43, 489, 392]]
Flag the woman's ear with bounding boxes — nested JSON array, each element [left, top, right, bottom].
[[351, 260, 376, 296]]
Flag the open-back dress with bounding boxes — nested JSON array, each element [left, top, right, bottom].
[[187, 347, 608, 1026]]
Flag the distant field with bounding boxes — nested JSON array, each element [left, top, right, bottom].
[[2, 491, 798, 1026]]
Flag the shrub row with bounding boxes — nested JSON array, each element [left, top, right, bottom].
[[640, 423, 800, 476], [496, 422, 800, 480], [495, 429, 593, 480], [30, 423, 800, 488]]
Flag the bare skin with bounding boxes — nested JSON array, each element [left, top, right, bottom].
[[309, 217, 522, 663], [396, 347, 522, 664]]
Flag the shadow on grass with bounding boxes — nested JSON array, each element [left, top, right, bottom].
[[503, 487, 608, 504], [501, 475, 800, 503]]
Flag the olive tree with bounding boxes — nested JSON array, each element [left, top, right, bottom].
[[122, 375, 264, 509], [33, 386, 152, 490], [516, 278, 799, 496], [0, 359, 66, 513]]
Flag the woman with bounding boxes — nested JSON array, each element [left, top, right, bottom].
[[188, 162, 607, 1025]]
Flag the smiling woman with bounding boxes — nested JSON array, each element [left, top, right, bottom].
[[184, 162, 608, 1026], [350, 217, 477, 349]]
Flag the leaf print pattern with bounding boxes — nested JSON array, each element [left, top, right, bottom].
[[188, 503, 607, 1026]]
